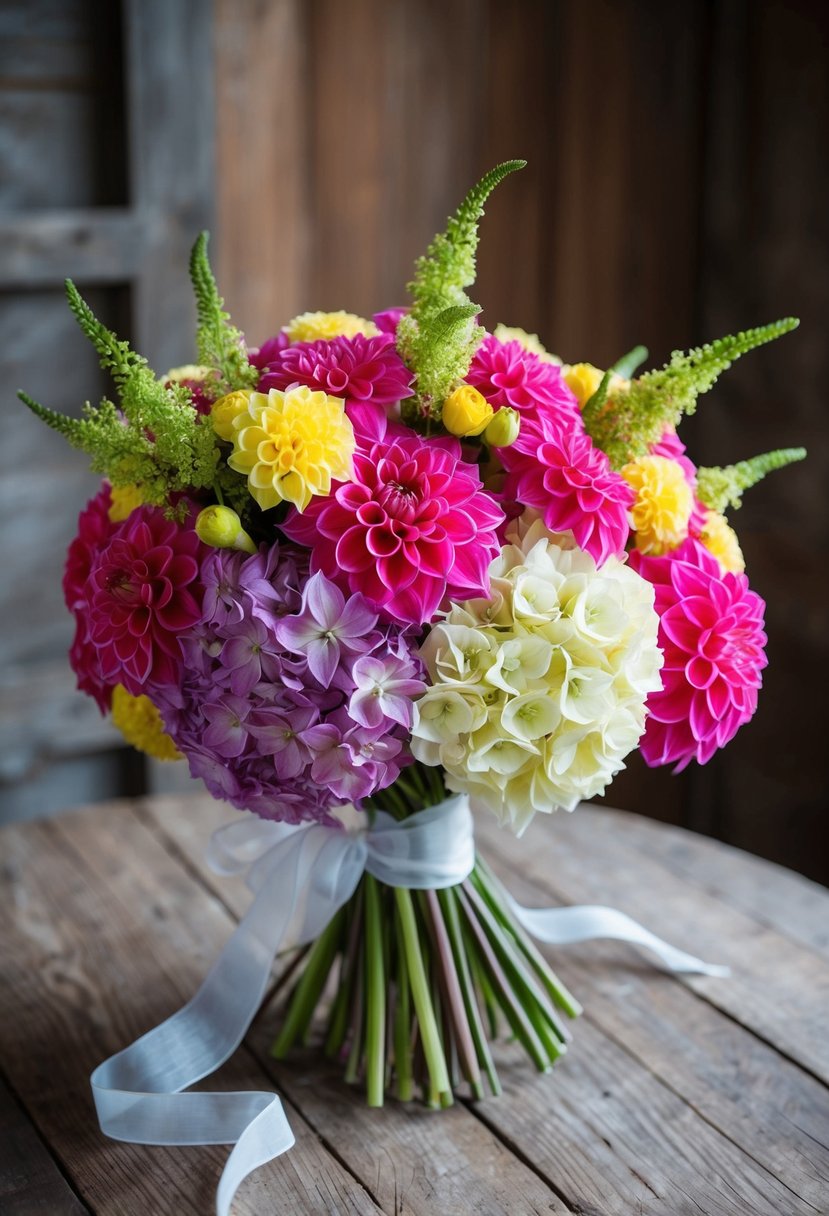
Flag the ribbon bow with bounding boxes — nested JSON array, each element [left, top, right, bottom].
[[90, 796, 725, 1215]]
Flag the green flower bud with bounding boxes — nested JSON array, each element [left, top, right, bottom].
[[195, 505, 257, 554], [484, 407, 521, 448]]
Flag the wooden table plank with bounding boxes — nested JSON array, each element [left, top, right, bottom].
[[0, 1073, 90, 1216], [476, 809, 829, 1086], [0, 812, 381, 1216], [483, 840, 829, 1211], [143, 795, 828, 1216], [581, 805, 829, 959], [0, 802, 573, 1215]]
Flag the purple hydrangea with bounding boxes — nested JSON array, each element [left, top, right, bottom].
[[157, 543, 425, 826]]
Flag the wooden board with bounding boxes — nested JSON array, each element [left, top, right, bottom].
[[2, 794, 827, 1214]]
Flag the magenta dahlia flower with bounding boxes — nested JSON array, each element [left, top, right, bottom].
[[467, 334, 581, 426], [500, 413, 633, 567], [258, 333, 414, 444], [630, 539, 768, 770], [64, 483, 116, 712], [283, 434, 504, 625], [87, 506, 205, 696]]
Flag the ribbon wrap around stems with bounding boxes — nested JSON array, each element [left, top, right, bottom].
[[90, 795, 726, 1216]]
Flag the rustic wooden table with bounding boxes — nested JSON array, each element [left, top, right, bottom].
[[1, 795, 827, 1216]]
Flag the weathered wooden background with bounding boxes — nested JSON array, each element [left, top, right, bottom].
[[1, 0, 827, 883]]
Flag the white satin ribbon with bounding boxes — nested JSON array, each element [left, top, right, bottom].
[[91, 795, 725, 1215]]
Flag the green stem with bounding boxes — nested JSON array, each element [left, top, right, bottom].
[[364, 875, 386, 1107], [324, 887, 364, 1058], [474, 859, 582, 1019], [456, 886, 551, 1073], [271, 909, 344, 1058], [439, 887, 498, 1097], [393, 899, 414, 1101], [463, 879, 569, 1059], [423, 890, 483, 1099], [344, 949, 365, 1085], [395, 887, 451, 1102]]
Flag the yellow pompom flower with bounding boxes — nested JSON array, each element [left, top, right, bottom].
[[211, 390, 252, 442], [227, 385, 355, 513], [163, 363, 214, 384], [111, 685, 181, 761], [108, 484, 145, 523], [284, 311, 380, 343], [442, 384, 494, 437], [699, 508, 745, 574], [493, 325, 561, 364], [622, 455, 694, 555]]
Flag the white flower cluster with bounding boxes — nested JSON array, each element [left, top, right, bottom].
[[411, 517, 663, 833]]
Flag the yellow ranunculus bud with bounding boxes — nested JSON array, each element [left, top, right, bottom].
[[442, 385, 494, 437], [211, 390, 251, 443], [195, 506, 257, 554], [563, 362, 605, 408], [484, 407, 521, 448]]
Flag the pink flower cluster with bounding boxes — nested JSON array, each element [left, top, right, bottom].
[[469, 335, 633, 567], [630, 540, 767, 769], [65, 492, 204, 707]]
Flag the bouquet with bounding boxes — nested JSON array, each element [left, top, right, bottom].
[[22, 159, 804, 1172]]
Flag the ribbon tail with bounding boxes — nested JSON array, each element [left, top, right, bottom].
[[505, 897, 730, 977], [90, 825, 363, 1216]]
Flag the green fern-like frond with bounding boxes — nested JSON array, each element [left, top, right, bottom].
[[408, 160, 526, 317], [189, 233, 258, 396], [400, 161, 526, 422], [697, 447, 807, 513], [21, 286, 223, 509], [584, 318, 800, 467]]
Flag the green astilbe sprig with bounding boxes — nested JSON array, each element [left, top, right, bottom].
[[583, 318, 800, 469], [19, 281, 220, 511], [398, 160, 526, 422], [189, 232, 258, 397], [697, 447, 807, 513]]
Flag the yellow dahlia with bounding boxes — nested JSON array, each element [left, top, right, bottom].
[[284, 310, 379, 343], [227, 384, 355, 512], [111, 684, 181, 761], [699, 508, 745, 574], [622, 454, 693, 555], [108, 484, 145, 523]]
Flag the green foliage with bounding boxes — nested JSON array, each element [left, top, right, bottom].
[[189, 232, 258, 396], [583, 368, 613, 416], [19, 282, 221, 509], [697, 447, 807, 513], [583, 318, 800, 468], [611, 345, 648, 379], [398, 160, 526, 422]]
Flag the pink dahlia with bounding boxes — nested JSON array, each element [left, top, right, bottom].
[[467, 334, 581, 427], [258, 333, 414, 444], [64, 483, 116, 712], [283, 434, 504, 625], [87, 506, 205, 696], [630, 539, 768, 770], [500, 413, 633, 567]]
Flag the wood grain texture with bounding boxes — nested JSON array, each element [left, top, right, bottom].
[[3, 795, 828, 1211]]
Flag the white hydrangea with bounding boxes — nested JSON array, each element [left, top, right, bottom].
[[411, 516, 663, 834]]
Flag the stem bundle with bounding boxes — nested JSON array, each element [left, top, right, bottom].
[[270, 765, 579, 1105]]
